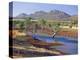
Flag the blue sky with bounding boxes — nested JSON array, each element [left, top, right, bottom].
[[11, 1, 78, 17]]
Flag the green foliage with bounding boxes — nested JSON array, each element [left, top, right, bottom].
[[52, 23, 61, 32], [25, 17, 32, 25], [48, 24, 52, 27], [13, 20, 21, 25], [69, 20, 78, 28], [39, 19, 47, 26], [19, 21, 25, 30]]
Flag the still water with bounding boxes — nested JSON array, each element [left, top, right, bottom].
[[32, 34, 78, 54]]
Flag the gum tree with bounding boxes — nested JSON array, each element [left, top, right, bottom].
[[24, 17, 32, 34], [52, 23, 61, 38]]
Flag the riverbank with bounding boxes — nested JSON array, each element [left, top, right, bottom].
[[10, 36, 66, 58], [30, 28, 77, 38], [10, 27, 77, 39], [9, 27, 78, 58]]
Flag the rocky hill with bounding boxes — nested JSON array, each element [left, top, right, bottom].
[[14, 10, 72, 20]]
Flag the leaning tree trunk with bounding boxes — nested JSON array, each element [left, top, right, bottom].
[[52, 24, 61, 42]]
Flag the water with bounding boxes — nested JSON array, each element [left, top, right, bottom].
[[32, 34, 78, 54]]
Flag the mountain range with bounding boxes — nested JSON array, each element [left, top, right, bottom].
[[13, 10, 77, 21]]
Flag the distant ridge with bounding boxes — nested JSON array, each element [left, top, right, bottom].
[[13, 10, 78, 21]]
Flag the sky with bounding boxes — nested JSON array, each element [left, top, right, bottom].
[[10, 1, 78, 17]]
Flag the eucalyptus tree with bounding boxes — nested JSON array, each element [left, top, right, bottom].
[[51, 23, 61, 38], [24, 17, 32, 33], [39, 19, 47, 30], [19, 21, 25, 31], [70, 20, 78, 28]]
